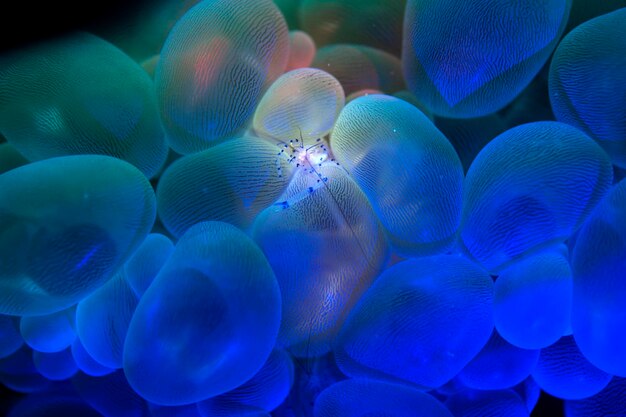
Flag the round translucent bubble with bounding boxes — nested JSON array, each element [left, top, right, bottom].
[[299, 0, 406, 55], [20, 309, 75, 353], [402, 0, 571, 117], [0, 155, 156, 316], [198, 349, 294, 416], [513, 378, 542, 414], [550, 8, 626, 167], [124, 222, 281, 405], [335, 255, 494, 388], [123, 233, 174, 297], [0, 143, 28, 175], [155, 0, 289, 154], [331, 94, 463, 256], [445, 390, 529, 417], [0, 32, 167, 178], [0, 347, 52, 394], [460, 122, 613, 272], [32, 348, 77, 381], [157, 136, 293, 237], [0, 315, 23, 359], [73, 370, 150, 417], [494, 249, 573, 349], [564, 377, 626, 417], [7, 392, 102, 417], [572, 179, 626, 376], [71, 339, 114, 377], [253, 68, 345, 144], [76, 271, 138, 369], [458, 331, 539, 390], [314, 379, 453, 417], [532, 336, 612, 400], [252, 164, 388, 357], [312, 45, 405, 96], [286, 31, 316, 71]]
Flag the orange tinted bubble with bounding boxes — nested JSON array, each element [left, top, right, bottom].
[[286, 31, 316, 71]]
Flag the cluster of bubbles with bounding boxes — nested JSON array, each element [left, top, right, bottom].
[[0, 0, 625, 416]]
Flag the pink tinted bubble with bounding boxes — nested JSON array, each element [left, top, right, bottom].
[[286, 31, 316, 71]]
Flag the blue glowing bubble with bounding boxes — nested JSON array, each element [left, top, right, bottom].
[[314, 379, 453, 417], [311, 45, 405, 97], [513, 378, 542, 414], [0, 315, 23, 359], [73, 369, 150, 417], [198, 349, 294, 416], [335, 255, 493, 388], [32, 348, 78, 381], [252, 164, 388, 357], [564, 377, 626, 417], [124, 222, 281, 405], [20, 309, 76, 353], [494, 248, 573, 349], [572, 178, 626, 376], [0, 155, 156, 316], [331, 94, 463, 256], [0, 347, 52, 394], [550, 8, 626, 168], [155, 0, 289, 154], [0, 32, 168, 178], [532, 335, 612, 400], [76, 271, 138, 369], [157, 136, 293, 237], [403, 0, 571, 117], [123, 233, 174, 297], [460, 122, 613, 272], [70, 339, 114, 377], [445, 389, 529, 417], [458, 331, 539, 391], [0, 143, 28, 175]]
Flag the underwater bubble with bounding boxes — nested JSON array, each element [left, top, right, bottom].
[[494, 248, 573, 349], [76, 271, 138, 369], [0, 315, 22, 359], [253, 164, 388, 357], [312, 45, 405, 96], [335, 255, 493, 388], [253, 68, 344, 144], [286, 31, 316, 71], [70, 338, 114, 377], [331, 94, 463, 256], [155, 0, 289, 154], [124, 222, 281, 405], [550, 8, 626, 168], [314, 379, 453, 417], [572, 178, 626, 376], [20, 309, 75, 353], [0, 32, 167, 178], [0, 143, 28, 175], [157, 136, 293, 237], [461, 122, 613, 272], [445, 389, 529, 417], [32, 348, 78, 381], [403, 0, 571, 117], [123, 233, 174, 297], [458, 331, 539, 391], [564, 377, 626, 416], [0, 155, 156, 316], [532, 335, 612, 400], [0, 347, 52, 394]]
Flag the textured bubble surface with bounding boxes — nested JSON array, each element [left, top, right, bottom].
[[550, 8, 626, 167], [445, 390, 530, 417], [0, 32, 167, 178], [461, 122, 613, 272], [332, 94, 463, 255], [564, 377, 626, 417], [336, 255, 494, 388], [124, 222, 281, 405], [403, 0, 571, 117], [155, 0, 289, 154], [0, 155, 155, 316], [20, 309, 75, 353]]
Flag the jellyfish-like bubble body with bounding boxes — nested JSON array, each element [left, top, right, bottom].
[[124, 222, 281, 405], [123, 233, 174, 297], [335, 255, 493, 388], [32, 348, 78, 381], [403, 0, 571, 117], [331, 94, 463, 256], [0, 32, 167, 178], [0, 155, 156, 316], [286, 31, 316, 71], [460, 122, 612, 272], [20, 309, 75, 353], [155, 0, 289, 154]]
